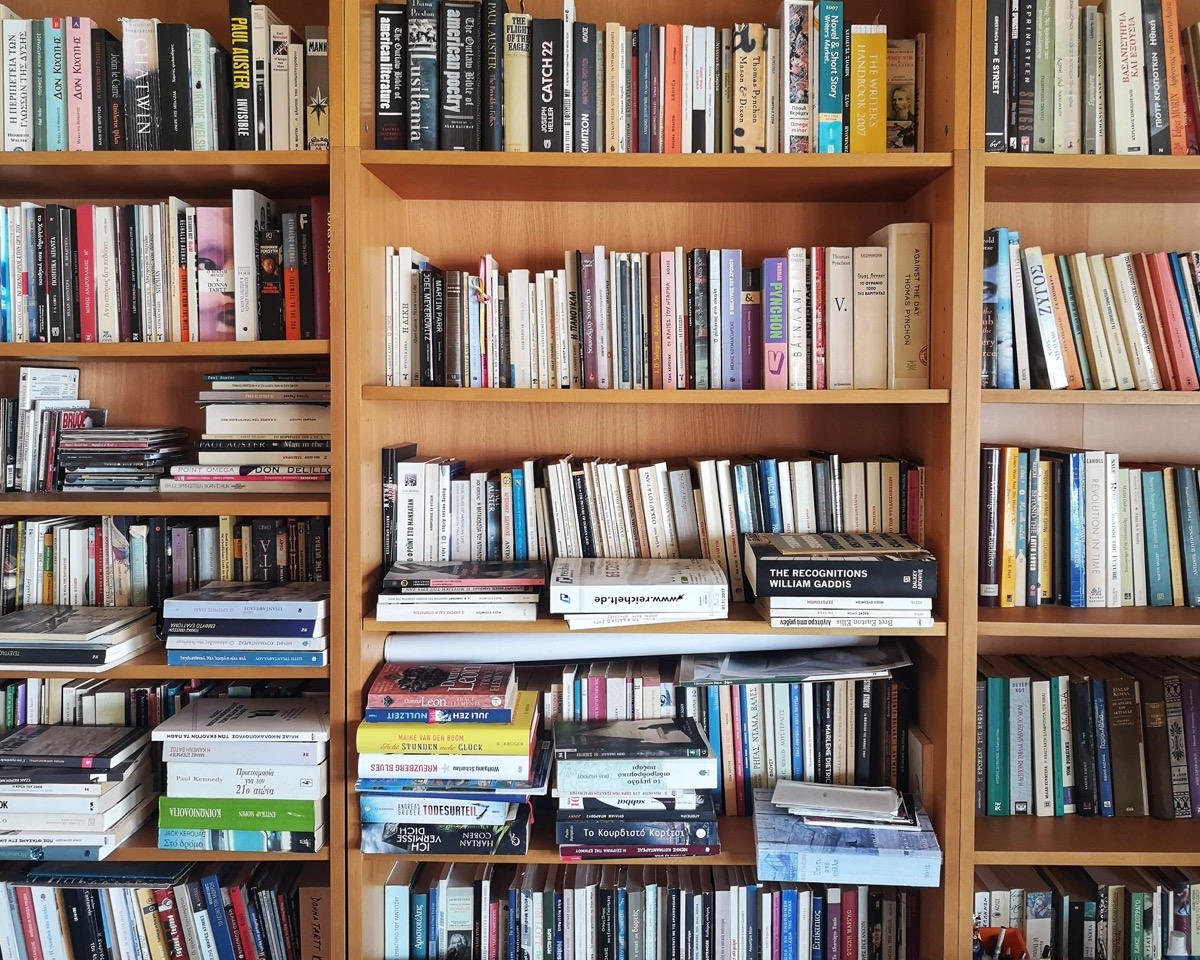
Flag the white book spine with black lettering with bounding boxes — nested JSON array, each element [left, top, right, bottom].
[[2, 19, 32, 151], [1053, 0, 1081, 152], [852, 246, 888, 389], [1067, 252, 1117, 390], [708, 249, 723, 387], [1029, 675, 1054, 816], [715, 458, 746, 601], [535, 270, 550, 389], [593, 245, 610, 387], [786, 246, 808, 388], [1128, 467, 1147, 605], [825, 246, 854, 389], [765, 27, 780, 153], [1082, 7, 1106, 153], [1118, 467, 1134, 605], [1101, 0, 1149, 154], [1086, 253, 1136, 389], [232, 188, 275, 341], [1104, 451, 1121, 607], [681, 24, 693, 153], [1084, 449, 1107, 607], [1021, 246, 1068, 389], [94, 206, 120, 343], [1105, 252, 1162, 390]]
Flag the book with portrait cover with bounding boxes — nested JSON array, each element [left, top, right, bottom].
[[195, 206, 235, 341]]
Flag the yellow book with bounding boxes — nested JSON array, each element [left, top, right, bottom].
[[503, 13, 532, 152], [732, 22, 767, 153], [1039, 461, 1055, 602], [219, 514, 240, 582], [135, 888, 172, 960], [355, 689, 539, 754], [1163, 466, 1187, 606], [998, 446, 1020, 607], [849, 25, 886, 153]]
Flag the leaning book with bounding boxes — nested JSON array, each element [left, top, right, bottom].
[[151, 697, 331, 742]]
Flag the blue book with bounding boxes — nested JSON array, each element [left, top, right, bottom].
[[95, 889, 117, 959], [721, 248, 743, 389], [1175, 465, 1200, 605], [1142, 468, 1174, 606], [616, 885, 627, 960], [42, 19, 67, 151], [201, 873, 239, 960], [554, 887, 565, 960], [411, 885, 429, 960], [1045, 450, 1087, 607], [1090, 677, 1116, 817], [789, 683, 804, 777], [166, 650, 329, 667], [511, 467, 527, 561], [0, 207, 9, 342], [732, 461, 762, 533], [1168, 252, 1200, 379], [739, 683, 752, 814], [706, 684, 724, 816], [812, 890, 826, 960], [994, 227, 1015, 388], [756, 457, 784, 533], [986, 673, 1009, 816], [467, 275, 483, 386], [816, 1, 844, 152], [362, 705, 513, 724], [781, 886, 797, 960], [507, 883, 518, 960]]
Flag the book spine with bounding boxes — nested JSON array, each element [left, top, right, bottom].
[[529, 18, 562, 152], [304, 28, 330, 149], [816, 2, 843, 152], [375, 5, 407, 149], [362, 821, 528, 856], [440, 1, 481, 151], [1142, 0, 1170, 154], [406, 0, 440, 149]]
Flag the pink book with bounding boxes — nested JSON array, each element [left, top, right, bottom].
[[194, 206, 236, 341], [76, 204, 97, 342], [66, 18, 95, 150], [811, 245, 827, 388], [661, 250, 677, 390], [365, 662, 516, 710]]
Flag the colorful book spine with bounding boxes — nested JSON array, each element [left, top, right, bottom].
[[816, 1, 844, 152]]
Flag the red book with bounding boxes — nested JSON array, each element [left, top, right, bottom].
[[13, 887, 45, 960], [76, 204, 97, 342], [843, 885, 859, 960], [365, 662, 516, 710], [1148, 251, 1200, 390], [309, 194, 331, 340], [283, 212, 302, 339], [153, 888, 191, 960], [227, 878, 260, 960], [664, 24, 683, 153], [731, 683, 746, 817], [1132, 252, 1178, 390]]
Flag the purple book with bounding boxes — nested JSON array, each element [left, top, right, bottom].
[[741, 266, 764, 390], [1168, 660, 1200, 817], [195, 206, 236, 341], [762, 257, 788, 389], [580, 252, 597, 388], [721, 248, 743, 389]]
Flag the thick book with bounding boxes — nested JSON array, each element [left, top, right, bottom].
[[553, 716, 710, 760], [356, 690, 537, 754], [0, 605, 152, 643], [151, 697, 331, 742], [375, 4, 406, 148], [742, 532, 938, 598], [228, 0, 253, 148], [304, 27, 329, 149], [0, 725, 149, 769], [406, 0, 440, 148], [365, 662, 516, 710], [162, 581, 331, 619], [439, 0, 480, 150], [548, 557, 729, 613], [360, 804, 531, 855], [381, 560, 546, 591], [157, 795, 324, 832], [529, 17, 563, 151]]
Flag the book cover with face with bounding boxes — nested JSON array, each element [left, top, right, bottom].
[[195, 206, 235, 340]]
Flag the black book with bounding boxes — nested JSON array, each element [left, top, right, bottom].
[[530, 17, 563, 152], [375, 3, 407, 149], [297, 206, 316, 338], [257, 227, 285, 340], [854, 678, 875, 786], [439, 0, 481, 150], [571, 21, 595, 149], [978, 445, 1001, 606], [61, 889, 102, 960], [637, 23, 652, 153], [382, 559, 544, 592], [570, 465, 597, 558], [163, 617, 325, 638], [379, 442, 415, 570], [554, 716, 710, 760], [818, 681, 835, 784], [0, 725, 149, 769], [1067, 671, 1099, 817], [556, 793, 715, 822], [983, 0, 1007, 151], [89, 29, 109, 150], [116, 205, 136, 341], [32, 207, 48, 342], [60, 205, 79, 343], [406, 0, 441, 149], [45, 204, 64, 342], [1009, 0, 1035, 152], [485, 475, 501, 559], [1143, 0, 1170, 155], [251, 518, 282, 582], [156, 23, 189, 151], [418, 266, 445, 386], [228, 0, 254, 150], [104, 35, 125, 150], [211, 44, 233, 150], [481, 0, 505, 150]]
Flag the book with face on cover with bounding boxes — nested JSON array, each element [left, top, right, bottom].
[[150, 697, 331, 742], [553, 717, 711, 760], [0, 725, 150, 769]]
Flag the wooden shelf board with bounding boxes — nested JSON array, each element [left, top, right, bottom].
[[0, 341, 331, 361], [982, 389, 1200, 405], [0, 493, 331, 516], [0, 152, 330, 198], [363, 386, 951, 405], [977, 606, 1200, 637], [366, 604, 947, 636], [107, 824, 329, 861], [362, 151, 955, 203], [360, 814, 755, 866], [983, 154, 1200, 204], [0, 647, 330, 680], [973, 816, 1200, 866]]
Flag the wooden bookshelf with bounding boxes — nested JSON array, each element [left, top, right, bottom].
[[362, 386, 952, 405], [0, 648, 331, 681], [981, 389, 1200, 405], [0, 340, 332, 361], [106, 825, 332, 862], [0, 493, 333, 516], [973, 817, 1200, 868]]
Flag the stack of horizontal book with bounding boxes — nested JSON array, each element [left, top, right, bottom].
[[0, 605, 159, 671], [0, 724, 156, 859], [160, 368, 331, 494], [552, 716, 721, 860], [357, 662, 542, 856], [549, 557, 730, 629], [375, 560, 547, 622], [58, 427, 191, 493], [162, 581, 331, 668], [754, 781, 942, 887], [744, 532, 938, 630], [152, 696, 330, 853]]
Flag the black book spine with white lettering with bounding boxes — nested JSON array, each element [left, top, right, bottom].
[[257, 227, 285, 340], [251, 518, 282, 582], [104, 35, 125, 150], [978, 446, 1000, 606], [45, 205, 64, 342], [156, 23, 189, 152], [60, 206, 79, 343], [439, 0, 480, 150], [1009, 0, 1035, 152], [637, 23, 652, 153], [983, 0, 1007, 151], [123, 19, 161, 150], [418, 266, 446, 386], [32, 208, 47, 342], [1142, 0, 1171, 155], [406, 0, 441, 149], [573, 21, 596, 153], [297, 206, 317, 338], [482, 0, 505, 150], [228, 0, 253, 150], [530, 18, 563, 152], [89, 28, 109, 149], [375, 3, 407, 149]]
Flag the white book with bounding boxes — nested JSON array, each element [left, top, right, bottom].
[[160, 740, 327, 764], [393, 247, 431, 387], [1128, 467, 1148, 606], [766, 26, 780, 152], [709, 249, 723, 388], [1083, 6, 1106, 154], [593, 246, 611, 387], [360, 751, 532, 781], [825, 247, 854, 388], [0, 780, 152, 831], [549, 557, 728, 613], [153, 696, 330, 742], [1067, 252, 1117, 390], [166, 759, 328, 800], [852, 246, 888, 389], [1021, 246, 1068, 389], [792, 459, 817, 532], [374, 602, 537, 622], [231, 189, 276, 341], [250, 4, 283, 148], [562, 0, 575, 152], [190, 29, 214, 150], [1053, 0, 1081, 153], [681, 25, 693, 153], [1086, 253, 1136, 389], [1084, 449, 1108, 607], [778, 460, 796, 533], [1118, 468, 1134, 605], [1104, 452, 1121, 607], [287, 40, 304, 150], [1029, 676, 1055, 816], [535, 271, 551, 388], [2, 20, 32, 151], [92, 206, 119, 342], [787, 247, 809, 388], [1106, 253, 1162, 390], [1102, 0, 1148, 154], [554, 270, 571, 388]]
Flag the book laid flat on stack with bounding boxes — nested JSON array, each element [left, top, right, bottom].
[[549, 557, 730, 629], [152, 696, 331, 852], [375, 560, 547, 622], [0, 724, 157, 859], [161, 580, 331, 667], [56, 427, 190, 492], [0, 605, 159, 670], [552, 716, 721, 860], [357, 662, 541, 856]]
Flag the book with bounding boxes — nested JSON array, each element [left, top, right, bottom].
[[0, 605, 152, 643], [165, 760, 328, 800], [365, 661, 517, 710], [156, 823, 325, 853], [151, 697, 331, 742], [162, 581, 331, 619], [360, 804, 531, 855], [355, 690, 537, 754], [0, 725, 149, 769], [553, 716, 711, 760], [548, 557, 729, 613], [157, 795, 324, 832], [380, 560, 546, 592]]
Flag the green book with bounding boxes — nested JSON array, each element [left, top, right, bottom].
[[157, 795, 324, 832], [983, 671, 1010, 816], [30, 19, 45, 151]]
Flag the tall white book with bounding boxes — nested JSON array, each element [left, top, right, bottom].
[[231, 189, 275, 341], [1101, 0, 1149, 154]]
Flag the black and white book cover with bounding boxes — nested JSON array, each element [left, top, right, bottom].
[[151, 697, 331, 742], [481, 0, 505, 150], [304, 26, 330, 149], [572, 21, 596, 153], [88, 27, 109, 150], [120, 17, 161, 150], [155, 22, 189, 151], [375, 4, 407, 149], [0, 605, 152, 642], [228, 0, 253, 149], [438, 0, 480, 150], [406, 0, 440, 149], [103, 33, 124, 150], [0, 725, 150, 769], [553, 716, 711, 760], [530, 17, 562, 152]]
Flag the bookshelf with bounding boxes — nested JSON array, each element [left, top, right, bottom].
[[959, 0, 1200, 954], [0, 0, 348, 956], [343, 0, 970, 958]]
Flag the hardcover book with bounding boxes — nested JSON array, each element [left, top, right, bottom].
[[375, 4, 406, 148], [305, 26, 329, 149], [151, 697, 331, 742], [439, 0, 480, 150], [365, 661, 517, 710]]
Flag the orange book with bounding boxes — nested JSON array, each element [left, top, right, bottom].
[[1042, 254, 1085, 389], [1147, 251, 1200, 389], [1161, 0, 1189, 154], [1132, 252, 1179, 390], [664, 24, 684, 153]]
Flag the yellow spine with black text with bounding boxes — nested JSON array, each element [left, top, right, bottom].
[[503, 13, 532, 152], [849, 25, 886, 153], [355, 690, 538, 754], [1038, 461, 1054, 601], [999, 446, 1020, 607], [1163, 466, 1186, 606], [135, 888, 172, 960]]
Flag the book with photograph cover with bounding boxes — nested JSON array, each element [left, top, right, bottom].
[[553, 717, 711, 760]]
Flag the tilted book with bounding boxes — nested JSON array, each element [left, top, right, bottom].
[[365, 661, 516, 710], [553, 716, 711, 760], [548, 557, 729, 613], [151, 697, 331, 742]]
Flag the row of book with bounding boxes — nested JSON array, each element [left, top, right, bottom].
[[978, 446, 1200, 608], [0, 861, 328, 960], [0, 7, 329, 151], [974, 865, 1200, 960], [0, 514, 332, 619], [976, 653, 1200, 821], [0, 193, 332, 344], [374, 0, 926, 154], [981, 229, 1200, 392], [982, 0, 1200, 155], [385, 225, 931, 391], [383, 863, 923, 960], [381, 444, 929, 606]]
